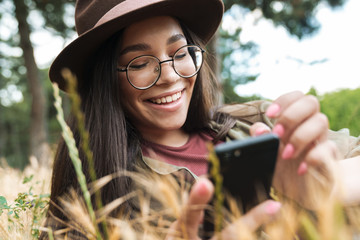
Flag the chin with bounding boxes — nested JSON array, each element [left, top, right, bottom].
[[163, 123, 185, 130], [160, 120, 186, 130]]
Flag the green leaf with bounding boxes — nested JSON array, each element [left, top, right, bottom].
[[40, 193, 50, 198], [23, 174, 34, 184], [0, 196, 8, 209]]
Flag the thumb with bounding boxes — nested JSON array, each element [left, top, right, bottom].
[[240, 200, 281, 231], [250, 122, 271, 137], [219, 200, 281, 239], [172, 178, 214, 239]]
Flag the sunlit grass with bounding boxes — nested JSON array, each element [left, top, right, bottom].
[[1, 71, 360, 239], [1, 158, 360, 239], [0, 157, 51, 239]]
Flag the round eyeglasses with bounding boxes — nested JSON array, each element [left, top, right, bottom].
[[117, 44, 205, 90]]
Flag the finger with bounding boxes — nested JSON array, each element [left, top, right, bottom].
[[219, 200, 281, 239], [266, 91, 304, 118], [305, 140, 339, 167], [282, 113, 329, 160], [177, 178, 214, 239], [276, 95, 320, 143], [300, 141, 339, 206], [250, 122, 271, 136], [240, 200, 281, 230], [298, 140, 338, 176]]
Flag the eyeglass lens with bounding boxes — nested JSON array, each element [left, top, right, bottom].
[[127, 45, 203, 89]]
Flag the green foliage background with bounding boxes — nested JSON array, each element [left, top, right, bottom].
[[317, 88, 360, 136]]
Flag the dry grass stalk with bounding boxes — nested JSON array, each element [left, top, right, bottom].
[[45, 153, 360, 240], [1, 156, 360, 239], [3, 72, 360, 239], [58, 189, 97, 239], [53, 81, 102, 239]]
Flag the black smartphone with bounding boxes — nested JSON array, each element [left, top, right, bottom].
[[203, 133, 279, 238]]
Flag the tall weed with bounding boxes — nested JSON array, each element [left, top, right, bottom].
[[1, 71, 360, 239]]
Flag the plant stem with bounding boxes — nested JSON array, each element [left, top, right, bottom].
[[53, 83, 102, 240]]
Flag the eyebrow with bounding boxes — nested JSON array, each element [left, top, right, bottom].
[[167, 33, 186, 45], [119, 43, 150, 56], [119, 34, 186, 56]]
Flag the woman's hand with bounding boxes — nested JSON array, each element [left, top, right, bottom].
[[251, 91, 339, 208], [266, 91, 329, 170], [166, 178, 281, 240]]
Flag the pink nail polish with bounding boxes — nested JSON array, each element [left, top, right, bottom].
[[282, 144, 294, 160], [272, 124, 285, 138], [266, 104, 281, 118], [198, 178, 213, 195], [265, 201, 282, 215], [297, 162, 308, 176], [255, 127, 266, 136]]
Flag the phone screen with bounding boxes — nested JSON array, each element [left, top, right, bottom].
[[203, 133, 279, 238]]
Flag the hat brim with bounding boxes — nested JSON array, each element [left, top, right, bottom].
[[49, 0, 224, 91]]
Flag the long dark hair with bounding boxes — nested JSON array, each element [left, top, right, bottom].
[[45, 21, 229, 231], [46, 30, 136, 230]]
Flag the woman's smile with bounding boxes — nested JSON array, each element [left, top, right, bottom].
[[144, 88, 185, 113], [148, 90, 183, 105]]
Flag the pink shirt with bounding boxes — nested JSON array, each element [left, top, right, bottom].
[[141, 131, 217, 176]]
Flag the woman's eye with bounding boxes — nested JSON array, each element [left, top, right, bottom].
[[175, 52, 187, 60], [129, 61, 148, 71]]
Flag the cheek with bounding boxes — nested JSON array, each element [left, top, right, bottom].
[[188, 76, 197, 93], [119, 90, 139, 122], [118, 75, 147, 122], [192, 76, 197, 85]]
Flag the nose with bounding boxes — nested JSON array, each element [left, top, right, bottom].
[[156, 59, 178, 86]]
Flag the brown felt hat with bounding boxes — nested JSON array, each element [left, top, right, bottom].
[[49, 0, 224, 91]]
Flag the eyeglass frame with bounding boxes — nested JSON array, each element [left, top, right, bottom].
[[117, 44, 205, 90]]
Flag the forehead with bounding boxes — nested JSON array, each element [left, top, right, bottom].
[[121, 16, 184, 46]]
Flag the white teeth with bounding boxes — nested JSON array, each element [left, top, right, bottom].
[[150, 91, 182, 104]]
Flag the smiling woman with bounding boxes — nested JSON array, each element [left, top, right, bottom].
[[117, 17, 200, 147], [40, 0, 360, 239]]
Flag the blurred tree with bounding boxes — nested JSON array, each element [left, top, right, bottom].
[[13, 0, 51, 167], [218, 24, 261, 103], [0, 0, 75, 168], [219, 0, 346, 103], [319, 88, 360, 136], [223, 0, 345, 38]]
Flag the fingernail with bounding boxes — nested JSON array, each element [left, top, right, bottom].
[[297, 162, 308, 176], [272, 124, 285, 138], [266, 103, 281, 118], [255, 127, 268, 136], [197, 178, 214, 196], [282, 143, 294, 160], [265, 201, 282, 215]]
